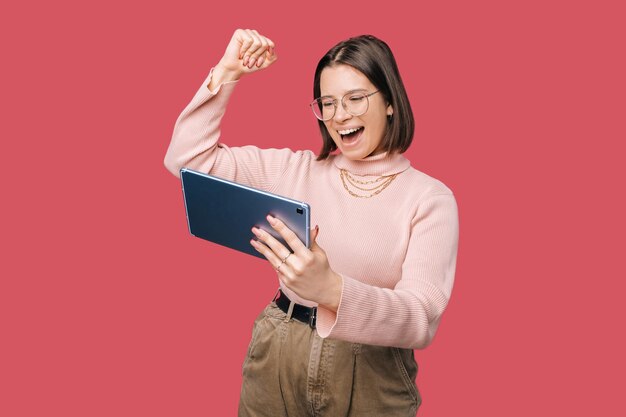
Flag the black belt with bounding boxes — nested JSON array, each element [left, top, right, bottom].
[[274, 289, 317, 328]]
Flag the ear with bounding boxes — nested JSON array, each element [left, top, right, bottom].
[[386, 104, 394, 117]]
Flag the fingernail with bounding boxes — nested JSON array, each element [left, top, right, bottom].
[[267, 215, 277, 225], [257, 56, 264, 67], [249, 57, 256, 67], [243, 55, 249, 65], [251, 227, 261, 237]]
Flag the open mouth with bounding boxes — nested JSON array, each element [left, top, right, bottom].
[[338, 127, 364, 144]]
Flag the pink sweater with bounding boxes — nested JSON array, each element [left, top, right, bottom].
[[164, 71, 459, 349]]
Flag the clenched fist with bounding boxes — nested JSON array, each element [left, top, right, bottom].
[[208, 29, 278, 90]]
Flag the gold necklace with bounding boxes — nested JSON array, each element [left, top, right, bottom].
[[339, 169, 398, 198], [343, 170, 387, 185], [344, 173, 394, 192]]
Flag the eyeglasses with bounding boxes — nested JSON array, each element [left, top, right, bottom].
[[310, 90, 380, 121]]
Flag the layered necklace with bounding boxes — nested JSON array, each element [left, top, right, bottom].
[[339, 169, 398, 198]]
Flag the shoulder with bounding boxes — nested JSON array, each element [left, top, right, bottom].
[[401, 165, 455, 202], [400, 167, 458, 230], [399, 165, 458, 224]]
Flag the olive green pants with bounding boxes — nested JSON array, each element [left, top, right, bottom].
[[238, 302, 421, 417]]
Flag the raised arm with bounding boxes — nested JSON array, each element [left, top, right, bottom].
[[164, 29, 301, 190]]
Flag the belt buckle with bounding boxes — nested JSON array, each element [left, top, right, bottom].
[[308, 307, 317, 328]]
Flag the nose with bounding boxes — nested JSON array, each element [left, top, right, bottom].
[[333, 102, 352, 123]]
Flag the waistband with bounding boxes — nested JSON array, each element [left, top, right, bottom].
[[273, 289, 317, 328]]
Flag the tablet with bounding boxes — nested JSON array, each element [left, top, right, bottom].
[[180, 168, 311, 259]]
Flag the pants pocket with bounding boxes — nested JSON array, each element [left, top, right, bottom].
[[241, 309, 269, 375], [351, 345, 420, 415], [392, 348, 421, 407], [241, 303, 286, 377]]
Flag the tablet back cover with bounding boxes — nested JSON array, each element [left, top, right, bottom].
[[180, 168, 310, 259]]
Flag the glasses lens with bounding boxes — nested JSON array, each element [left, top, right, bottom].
[[343, 93, 369, 116], [311, 98, 335, 121]]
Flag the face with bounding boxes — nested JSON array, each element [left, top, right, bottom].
[[320, 64, 393, 160]]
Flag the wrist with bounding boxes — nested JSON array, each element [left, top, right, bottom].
[[207, 63, 242, 91], [319, 272, 343, 313]]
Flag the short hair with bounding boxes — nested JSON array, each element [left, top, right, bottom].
[[313, 35, 415, 160]]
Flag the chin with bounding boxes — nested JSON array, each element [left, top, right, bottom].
[[340, 148, 370, 160], [333, 139, 372, 161]]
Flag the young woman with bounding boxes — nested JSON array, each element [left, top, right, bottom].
[[165, 29, 459, 417]]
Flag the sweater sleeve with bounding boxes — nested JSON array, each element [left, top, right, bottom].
[[315, 193, 459, 349], [163, 69, 307, 191]]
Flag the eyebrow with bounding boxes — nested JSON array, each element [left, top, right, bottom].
[[319, 88, 369, 99]]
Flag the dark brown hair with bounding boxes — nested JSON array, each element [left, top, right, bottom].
[[313, 35, 415, 160]]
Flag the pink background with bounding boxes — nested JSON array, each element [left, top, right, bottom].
[[2, 0, 625, 415]]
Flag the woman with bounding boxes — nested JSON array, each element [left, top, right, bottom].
[[165, 29, 459, 417]]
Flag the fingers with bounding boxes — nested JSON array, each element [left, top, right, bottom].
[[250, 216, 319, 280], [238, 29, 275, 69], [250, 215, 309, 265], [250, 237, 286, 272], [250, 225, 292, 261], [266, 215, 309, 255], [220, 28, 276, 76], [310, 224, 320, 248]]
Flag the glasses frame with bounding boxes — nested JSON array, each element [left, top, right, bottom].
[[310, 90, 380, 121]]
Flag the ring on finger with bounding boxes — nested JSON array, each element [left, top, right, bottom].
[[275, 253, 291, 272]]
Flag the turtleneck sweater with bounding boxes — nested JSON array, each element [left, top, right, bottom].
[[164, 70, 459, 349]]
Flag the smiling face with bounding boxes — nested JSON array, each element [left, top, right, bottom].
[[320, 64, 393, 160]]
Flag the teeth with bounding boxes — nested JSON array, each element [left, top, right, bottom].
[[338, 127, 362, 135]]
